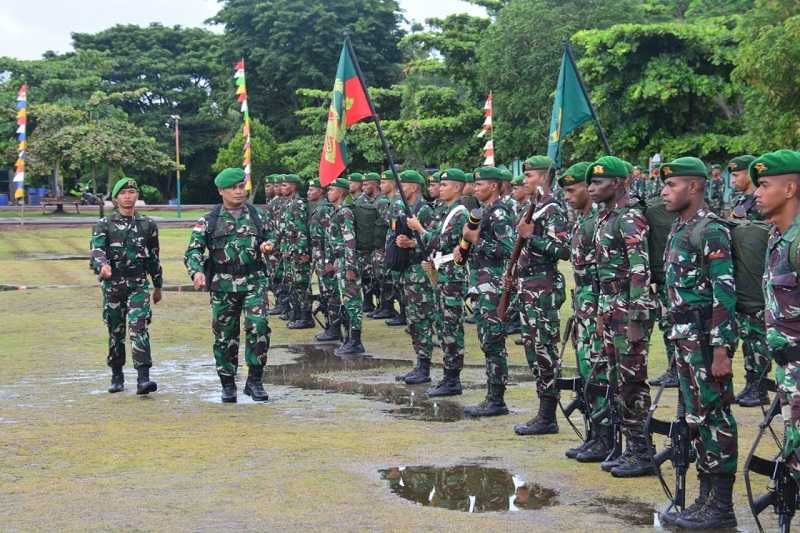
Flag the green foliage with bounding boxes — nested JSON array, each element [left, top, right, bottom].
[[138, 184, 162, 204], [212, 118, 279, 192]]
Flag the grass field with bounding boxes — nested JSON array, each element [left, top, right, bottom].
[[0, 226, 781, 531]]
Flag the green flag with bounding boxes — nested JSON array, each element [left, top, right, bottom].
[[547, 47, 593, 167]]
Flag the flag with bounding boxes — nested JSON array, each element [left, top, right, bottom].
[[547, 48, 593, 167], [477, 92, 492, 138], [482, 140, 494, 167], [233, 59, 253, 191], [13, 84, 27, 186], [319, 41, 374, 185]]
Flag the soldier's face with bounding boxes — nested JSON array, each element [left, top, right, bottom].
[[219, 182, 247, 206], [116, 188, 138, 209], [632, 169, 642, 179], [731, 170, 750, 192], [463, 182, 475, 195], [511, 186, 527, 202], [661, 176, 693, 213], [473, 180, 497, 203], [307, 187, 322, 202], [712, 170, 721, 179], [380, 180, 394, 195], [587, 177, 616, 204], [327, 187, 343, 203], [439, 180, 462, 203], [401, 183, 419, 199], [564, 183, 588, 211], [523, 170, 547, 195], [349, 182, 361, 195], [364, 182, 379, 196], [756, 174, 799, 220], [429, 183, 440, 198]]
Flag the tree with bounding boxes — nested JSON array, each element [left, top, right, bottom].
[[212, 118, 279, 200], [210, 0, 405, 138]]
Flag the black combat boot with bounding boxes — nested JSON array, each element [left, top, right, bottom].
[[659, 472, 712, 526], [371, 289, 397, 320], [738, 373, 769, 407], [611, 436, 656, 477], [108, 367, 124, 393], [735, 370, 756, 402], [513, 395, 559, 435], [426, 368, 463, 397], [601, 440, 627, 472], [315, 315, 342, 342], [566, 419, 598, 459], [335, 328, 365, 356], [362, 287, 376, 314], [243, 366, 269, 401], [385, 302, 407, 326], [576, 423, 615, 463], [649, 365, 679, 388], [675, 474, 737, 530], [220, 374, 237, 403], [464, 384, 509, 417], [268, 287, 288, 315], [403, 358, 432, 385], [136, 367, 157, 395], [287, 307, 315, 329]]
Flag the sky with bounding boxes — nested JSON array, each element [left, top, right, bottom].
[[0, 0, 486, 60]]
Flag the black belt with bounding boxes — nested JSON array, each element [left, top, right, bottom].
[[213, 263, 262, 276], [518, 264, 557, 277], [773, 345, 800, 366], [110, 265, 144, 279], [598, 279, 628, 295], [670, 306, 712, 327]]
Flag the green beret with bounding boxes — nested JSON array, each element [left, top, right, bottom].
[[749, 149, 800, 186], [464, 172, 474, 183], [474, 166, 504, 181], [623, 161, 634, 175], [283, 174, 302, 186], [511, 175, 524, 187], [430, 170, 442, 183], [499, 168, 513, 182], [727, 155, 756, 173], [585, 156, 629, 183], [308, 178, 323, 189], [439, 168, 466, 183], [558, 162, 591, 188], [711, 164, 722, 170], [111, 177, 138, 198], [524, 155, 555, 171], [381, 170, 395, 181], [348, 172, 364, 183], [214, 167, 246, 189], [330, 178, 350, 190], [659, 156, 708, 181], [399, 170, 426, 186], [364, 172, 381, 182], [274, 174, 286, 184]]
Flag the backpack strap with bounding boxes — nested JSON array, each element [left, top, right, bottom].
[[204, 204, 223, 250]]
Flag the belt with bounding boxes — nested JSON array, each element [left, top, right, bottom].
[[670, 306, 712, 327], [110, 265, 144, 279], [773, 345, 800, 366], [213, 263, 262, 276], [518, 264, 557, 277], [598, 279, 628, 295]]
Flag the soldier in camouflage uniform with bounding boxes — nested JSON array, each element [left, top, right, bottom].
[[372, 172, 400, 321], [727, 154, 771, 407], [408, 168, 469, 396], [358, 173, 382, 314], [559, 163, 614, 462], [511, 156, 570, 436], [753, 150, 800, 487], [326, 178, 366, 355], [706, 164, 725, 215], [457, 166, 515, 417], [91, 177, 162, 395], [266, 174, 289, 317], [393, 170, 436, 384], [659, 156, 738, 530], [308, 179, 340, 342], [586, 156, 655, 478], [629, 165, 648, 203], [279, 174, 314, 329], [184, 168, 270, 403]]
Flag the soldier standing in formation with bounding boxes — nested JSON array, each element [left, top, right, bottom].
[[706, 164, 725, 215], [280, 174, 314, 329]]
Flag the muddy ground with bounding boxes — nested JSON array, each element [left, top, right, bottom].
[[0, 227, 784, 532]]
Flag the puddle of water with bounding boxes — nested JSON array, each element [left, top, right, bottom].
[[379, 464, 558, 513]]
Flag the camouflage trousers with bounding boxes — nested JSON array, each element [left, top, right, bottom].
[[314, 261, 337, 311], [335, 260, 363, 330], [776, 360, 800, 479], [401, 263, 435, 362], [211, 287, 270, 377], [287, 257, 311, 313], [474, 267, 508, 386], [738, 310, 770, 376], [357, 249, 374, 299], [675, 338, 738, 474], [654, 285, 677, 366], [518, 271, 565, 398], [434, 278, 467, 371], [574, 313, 609, 422], [598, 306, 652, 439], [371, 249, 388, 301], [102, 279, 152, 369]]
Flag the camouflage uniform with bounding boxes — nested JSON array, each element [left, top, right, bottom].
[[764, 212, 800, 472], [664, 207, 738, 475], [630, 178, 648, 204], [376, 192, 400, 315], [594, 199, 654, 442], [310, 197, 335, 315], [91, 210, 162, 370], [706, 177, 725, 215], [265, 194, 287, 310], [352, 191, 375, 305], [282, 193, 312, 323], [184, 206, 270, 377], [327, 200, 362, 330]]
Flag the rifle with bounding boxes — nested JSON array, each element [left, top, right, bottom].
[[744, 378, 797, 533], [553, 316, 588, 440]]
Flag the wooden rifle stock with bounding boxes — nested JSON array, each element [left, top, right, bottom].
[[497, 196, 538, 322]]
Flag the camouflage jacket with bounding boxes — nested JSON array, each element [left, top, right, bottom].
[[515, 199, 532, 227], [280, 195, 309, 257], [422, 199, 468, 283], [309, 198, 334, 268], [403, 197, 434, 264], [501, 195, 519, 219], [594, 199, 653, 319], [730, 193, 763, 221], [664, 208, 737, 349], [184, 206, 267, 293], [470, 197, 514, 278], [90, 209, 162, 288], [571, 207, 598, 319], [764, 212, 800, 353], [630, 178, 648, 204], [327, 201, 358, 272], [706, 178, 725, 212], [517, 194, 569, 275]]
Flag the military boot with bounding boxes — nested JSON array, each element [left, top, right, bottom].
[[335, 328, 365, 356], [243, 366, 269, 401], [371, 290, 397, 320], [738, 373, 769, 407], [675, 474, 737, 530], [611, 436, 656, 477], [362, 288, 376, 314], [136, 367, 157, 395], [649, 365, 679, 388], [108, 367, 124, 393], [513, 395, 559, 436], [659, 472, 712, 526], [385, 302, 406, 326], [315, 315, 342, 342], [464, 384, 509, 417], [600, 440, 627, 472], [426, 368, 463, 397], [220, 374, 237, 403], [287, 307, 315, 329], [268, 288, 288, 315], [734, 370, 756, 402], [566, 419, 599, 459], [576, 422, 615, 463], [404, 358, 432, 385]]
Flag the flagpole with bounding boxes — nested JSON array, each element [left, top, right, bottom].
[[343, 35, 411, 215], [563, 40, 611, 154]]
